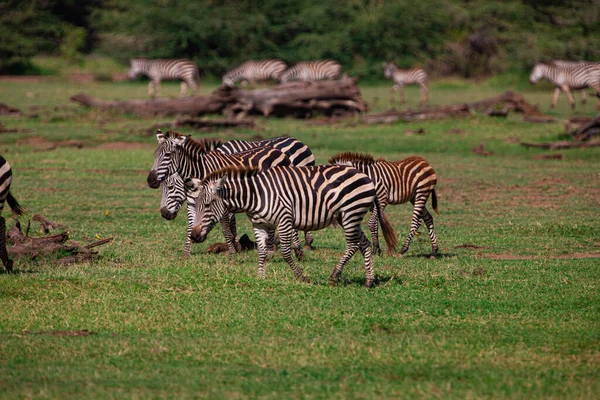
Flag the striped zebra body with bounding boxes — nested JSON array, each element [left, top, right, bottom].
[[129, 58, 200, 98], [0, 156, 26, 272], [330, 152, 439, 258], [160, 135, 316, 254], [383, 62, 429, 105], [148, 130, 292, 256], [530, 62, 600, 109], [222, 59, 288, 87], [280, 60, 342, 83], [189, 165, 398, 287]]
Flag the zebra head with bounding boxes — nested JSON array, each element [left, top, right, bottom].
[[383, 62, 397, 80], [222, 72, 236, 87], [529, 63, 546, 84], [160, 172, 187, 220], [147, 130, 188, 189], [128, 59, 143, 80], [189, 176, 227, 243]]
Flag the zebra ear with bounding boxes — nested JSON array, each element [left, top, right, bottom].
[[185, 178, 202, 197], [212, 175, 225, 192], [173, 134, 190, 147], [156, 130, 166, 144]]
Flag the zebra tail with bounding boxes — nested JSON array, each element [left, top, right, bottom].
[[6, 192, 26, 216], [374, 197, 398, 256], [432, 189, 439, 215]]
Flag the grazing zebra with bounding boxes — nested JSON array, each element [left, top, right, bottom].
[[188, 165, 398, 287], [551, 60, 600, 105], [279, 60, 342, 83], [147, 130, 292, 255], [222, 59, 288, 88], [128, 58, 200, 98], [160, 136, 316, 254], [0, 156, 26, 272], [529, 62, 600, 109], [383, 62, 429, 105], [329, 152, 439, 258]]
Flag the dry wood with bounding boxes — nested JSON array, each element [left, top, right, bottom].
[[567, 114, 600, 141], [521, 139, 600, 150]]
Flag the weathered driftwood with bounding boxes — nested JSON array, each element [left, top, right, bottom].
[[70, 79, 367, 119], [0, 102, 22, 116], [521, 139, 600, 150], [365, 90, 554, 124], [566, 115, 600, 141], [148, 117, 255, 133], [70, 90, 229, 116]]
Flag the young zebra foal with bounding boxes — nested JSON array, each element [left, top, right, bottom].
[[383, 62, 429, 105], [189, 165, 397, 287], [0, 155, 26, 271], [128, 58, 200, 98], [329, 152, 439, 258]]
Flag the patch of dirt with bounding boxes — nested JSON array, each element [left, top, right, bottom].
[[96, 142, 155, 150], [26, 330, 93, 337], [482, 253, 600, 260], [16, 136, 84, 150], [532, 154, 563, 160]]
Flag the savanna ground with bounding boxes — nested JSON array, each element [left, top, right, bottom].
[[0, 65, 599, 398]]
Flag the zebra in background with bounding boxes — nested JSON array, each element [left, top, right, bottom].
[[160, 135, 316, 255], [147, 130, 292, 256], [222, 59, 288, 88], [329, 152, 439, 258], [128, 58, 200, 98], [529, 62, 600, 109], [279, 60, 343, 83], [551, 60, 600, 105], [383, 62, 429, 105], [0, 156, 26, 272], [188, 165, 398, 287]]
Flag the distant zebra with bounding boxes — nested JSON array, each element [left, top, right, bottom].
[[279, 60, 342, 83], [383, 62, 429, 105], [160, 136, 316, 255], [222, 59, 288, 87], [0, 156, 26, 272], [551, 60, 600, 105], [330, 152, 439, 258], [128, 58, 200, 98], [529, 62, 600, 109], [188, 165, 398, 287], [147, 130, 292, 256]]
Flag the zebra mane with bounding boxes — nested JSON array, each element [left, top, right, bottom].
[[197, 137, 224, 151], [328, 152, 385, 165], [202, 165, 261, 183], [163, 130, 213, 153]]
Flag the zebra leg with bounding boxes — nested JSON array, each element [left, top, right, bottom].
[[278, 220, 310, 282], [580, 89, 588, 104], [220, 213, 239, 255], [180, 81, 188, 97], [368, 209, 381, 256], [303, 231, 313, 250], [357, 230, 375, 288], [398, 84, 406, 104], [420, 83, 429, 105], [329, 220, 361, 286], [422, 206, 439, 259], [183, 202, 195, 257], [265, 228, 277, 260], [252, 225, 271, 278], [400, 194, 428, 255], [562, 86, 576, 109], [154, 81, 162, 98], [390, 86, 397, 105], [227, 213, 241, 252], [551, 87, 561, 109], [292, 230, 304, 261], [0, 216, 13, 272]]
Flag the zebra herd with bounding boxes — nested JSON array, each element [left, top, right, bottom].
[[148, 130, 439, 287]]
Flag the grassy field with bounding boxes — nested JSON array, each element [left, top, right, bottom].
[[0, 72, 599, 399]]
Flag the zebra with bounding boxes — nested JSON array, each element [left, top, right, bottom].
[[529, 62, 600, 109], [279, 60, 343, 83], [550, 60, 600, 105], [0, 156, 26, 272], [188, 165, 398, 287], [147, 130, 292, 256], [128, 58, 200, 98], [383, 62, 429, 105], [329, 152, 439, 258], [159, 136, 316, 255], [222, 59, 288, 88]]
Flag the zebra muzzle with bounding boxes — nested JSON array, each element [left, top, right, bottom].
[[147, 170, 160, 189], [160, 207, 177, 220], [190, 225, 206, 243]]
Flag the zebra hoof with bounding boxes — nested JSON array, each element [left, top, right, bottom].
[[328, 278, 339, 287], [299, 275, 312, 284], [4, 259, 13, 273], [303, 244, 313, 251], [400, 247, 408, 255], [364, 280, 374, 288], [374, 247, 383, 257]]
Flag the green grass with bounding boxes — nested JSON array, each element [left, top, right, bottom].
[[0, 73, 599, 399]]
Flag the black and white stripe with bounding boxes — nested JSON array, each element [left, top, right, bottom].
[[189, 165, 397, 287], [159, 135, 316, 254], [279, 60, 342, 83], [0, 155, 26, 272], [147, 131, 291, 256], [529, 62, 600, 109], [128, 58, 200, 98], [330, 152, 439, 258], [550, 60, 600, 105], [222, 59, 288, 87], [383, 62, 429, 105]]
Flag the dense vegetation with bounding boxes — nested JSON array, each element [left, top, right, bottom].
[[2, 0, 599, 78]]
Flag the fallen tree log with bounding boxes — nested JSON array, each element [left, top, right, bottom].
[[567, 115, 600, 141], [365, 90, 554, 124], [520, 139, 600, 150]]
